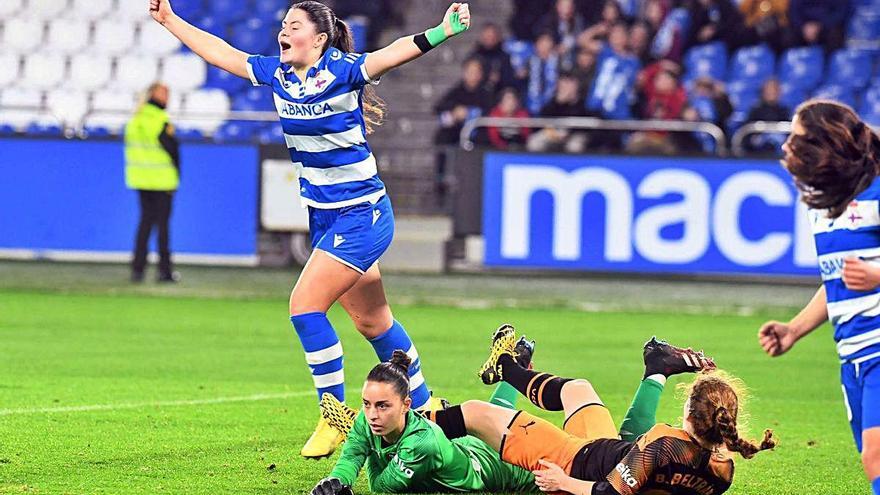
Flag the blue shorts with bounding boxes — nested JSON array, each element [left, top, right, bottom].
[[841, 355, 880, 452], [308, 195, 394, 273]]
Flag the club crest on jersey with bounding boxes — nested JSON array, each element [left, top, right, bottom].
[[276, 69, 338, 99], [846, 200, 864, 229]]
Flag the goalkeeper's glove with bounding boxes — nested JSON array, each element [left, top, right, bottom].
[[311, 477, 353, 495]]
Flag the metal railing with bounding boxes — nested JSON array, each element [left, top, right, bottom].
[[730, 121, 792, 156], [459, 116, 729, 155]]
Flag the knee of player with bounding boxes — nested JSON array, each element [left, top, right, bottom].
[[561, 379, 600, 402], [352, 317, 388, 339], [862, 441, 880, 476]]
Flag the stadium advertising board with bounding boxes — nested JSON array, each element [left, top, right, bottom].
[[0, 139, 259, 265], [483, 152, 818, 277]]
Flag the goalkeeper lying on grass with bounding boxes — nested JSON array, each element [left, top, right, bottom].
[[311, 329, 715, 494]]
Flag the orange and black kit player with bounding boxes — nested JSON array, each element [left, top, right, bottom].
[[430, 325, 775, 495]]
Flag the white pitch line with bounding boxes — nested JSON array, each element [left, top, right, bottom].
[[0, 391, 314, 416]]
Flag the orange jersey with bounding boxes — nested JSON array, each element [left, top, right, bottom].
[[579, 424, 734, 495]]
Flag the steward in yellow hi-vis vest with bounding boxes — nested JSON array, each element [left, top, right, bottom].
[[125, 83, 180, 284]]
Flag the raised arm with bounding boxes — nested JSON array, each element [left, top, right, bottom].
[[149, 0, 250, 79], [363, 3, 471, 80]]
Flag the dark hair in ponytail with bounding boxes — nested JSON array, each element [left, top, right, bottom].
[[290, 1, 385, 133], [366, 350, 412, 400]]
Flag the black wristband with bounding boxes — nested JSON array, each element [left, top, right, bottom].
[[414, 32, 434, 53]]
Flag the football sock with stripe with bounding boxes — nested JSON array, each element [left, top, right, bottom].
[[290, 312, 344, 403], [499, 355, 571, 411], [618, 376, 665, 442], [423, 405, 467, 439], [369, 320, 431, 409]]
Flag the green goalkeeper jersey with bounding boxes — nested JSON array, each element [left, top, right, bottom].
[[330, 410, 537, 493]]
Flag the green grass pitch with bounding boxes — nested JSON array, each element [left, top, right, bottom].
[[0, 266, 867, 494]]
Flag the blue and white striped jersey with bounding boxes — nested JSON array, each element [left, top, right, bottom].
[[810, 177, 880, 362], [247, 48, 385, 209]]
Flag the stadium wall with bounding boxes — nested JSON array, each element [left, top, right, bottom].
[[0, 138, 259, 265]]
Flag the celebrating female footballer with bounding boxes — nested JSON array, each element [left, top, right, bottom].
[[148, 0, 470, 457], [758, 100, 880, 494]]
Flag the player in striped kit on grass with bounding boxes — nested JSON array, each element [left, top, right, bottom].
[[149, 0, 471, 457], [759, 100, 880, 495]]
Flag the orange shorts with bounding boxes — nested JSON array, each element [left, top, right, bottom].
[[500, 405, 618, 473]]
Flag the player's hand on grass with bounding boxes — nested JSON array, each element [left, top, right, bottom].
[[758, 321, 798, 357], [534, 459, 568, 492], [149, 0, 175, 25], [311, 477, 353, 495], [441, 3, 470, 37], [842, 257, 880, 291]]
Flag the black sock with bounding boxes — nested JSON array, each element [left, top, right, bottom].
[[425, 405, 467, 439], [499, 355, 571, 411]]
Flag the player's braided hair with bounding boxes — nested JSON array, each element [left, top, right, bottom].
[[683, 371, 776, 459], [290, 1, 385, 133], [366, 350, 412, 400], [784, 99, 880, 218]]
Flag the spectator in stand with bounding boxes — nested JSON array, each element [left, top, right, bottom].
[[628, 61, 687, 154], [527, 74, 591, 153], [511, 0, 554, 40], [639, 0, 670, 33], [571, 48, 598, 100], [672, 104, 712, 154], [787, 0, 852, 52], [686, 0, 747, 51], [536, 0, 587, 70], [576, 0, 625, 52], [744, 78, 792, 153], [469, 23, 517, 96], [689, 75, 733, 130], [434, 58, 494, 200], [584, 0, 625, 28], [487, 88, 532, 150], [739, 0, 789, 51], [630, 21, 655, 64], [526, 32, 561, 115]]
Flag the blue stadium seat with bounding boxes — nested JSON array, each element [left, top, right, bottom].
[[25, 123, 62, 137], [861, 86, 880, 125], [0, 124, 16, 136], [503, 39, 534, 74], [171, 0, 204, 22], [684, 42, 727, 83], [215, 121, 261, 143], [239, 86, 275, 111], [847, 9, 880, 47], [346, 17, 368, 53], [231, 18, 273, 54], [205, 65, 248, 94], [727, 44, 775, 89], [812, 84, 857, 107], [826, 49, 874, 89], [194, 16, 226, 38], [253, 0, 288, 22], [209, 0, 248, 24], [778, 46, 824, 91], [779, 81, 809, 111], [259, 122, 286, 145]]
